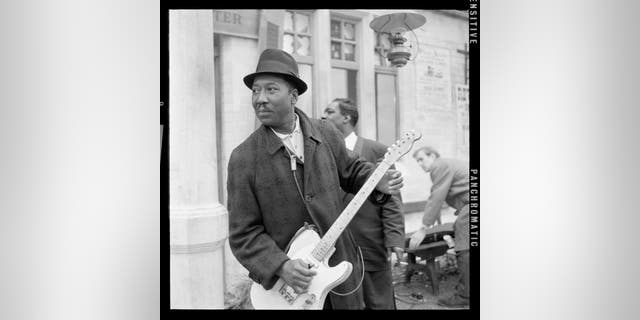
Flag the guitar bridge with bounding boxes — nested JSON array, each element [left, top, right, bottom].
[[278, 283, 298, 305]]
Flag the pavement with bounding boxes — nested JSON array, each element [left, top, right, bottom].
[[231, 256, 467, 309], [393, 209, 471, 309], [391, 259, 467, 310], [229, 210, 466, 310]]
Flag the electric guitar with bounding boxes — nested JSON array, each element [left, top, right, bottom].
[[250, 130, 422, 309]]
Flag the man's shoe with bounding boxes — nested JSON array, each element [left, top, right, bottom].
[[437, 294, 469, 308]]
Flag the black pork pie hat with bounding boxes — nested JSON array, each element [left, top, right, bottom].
[[243, 48, 308, 95]]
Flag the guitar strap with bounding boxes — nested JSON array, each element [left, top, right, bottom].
[[282, 145, 309, 215], [330, 245, 364, 296]]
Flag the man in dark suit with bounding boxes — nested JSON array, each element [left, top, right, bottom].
[[322, 98, 405, 309], [227, 49, 404, 309], [408, 146, 469, 308]]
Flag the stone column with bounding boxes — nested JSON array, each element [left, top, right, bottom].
[[313, 10, 331, 118], [357, 13, 377, 140], [169, 10, 228, 309]]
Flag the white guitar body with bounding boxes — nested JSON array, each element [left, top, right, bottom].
[[250, 228, 353, 309]]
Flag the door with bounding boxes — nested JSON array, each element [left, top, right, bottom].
[[375, 72, 398, 147]]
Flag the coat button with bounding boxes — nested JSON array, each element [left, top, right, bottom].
[[305, 195, 312, 202]]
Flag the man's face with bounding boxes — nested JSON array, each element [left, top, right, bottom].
[[251, 74, 297, 131], [322, 102, 346, 132], [414, 150, 436, 172]]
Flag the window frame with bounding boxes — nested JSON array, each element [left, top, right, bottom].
[[329, 15, 359, 69], [283, 10, 314, 64]]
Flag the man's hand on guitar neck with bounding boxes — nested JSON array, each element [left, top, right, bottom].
[[376, 169, 404, 195], [276, 259, 318, 294]]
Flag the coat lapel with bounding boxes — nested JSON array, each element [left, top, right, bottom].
[[295, 108, 322, 192], [263, 125, 284, 155]]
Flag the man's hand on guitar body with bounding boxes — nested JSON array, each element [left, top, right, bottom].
[[276, 259, 318, 294]]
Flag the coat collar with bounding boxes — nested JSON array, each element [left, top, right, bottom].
[[353, 136, 364, 156], [263, 107, 322, 155]]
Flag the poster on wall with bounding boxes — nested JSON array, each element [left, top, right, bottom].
[[456, 84, 470, 158], [416, 45, 452, 110]]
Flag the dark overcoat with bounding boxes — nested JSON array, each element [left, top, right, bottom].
[[344, 137, 405, 309], [345, 137, 405, 271], [227, 108, 387, 309]]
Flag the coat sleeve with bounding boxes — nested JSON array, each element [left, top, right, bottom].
[[368, 141, 405, 248], [422, 161, 454, 227], [381, 190, 405, 249], [227, 148, 290, 290]]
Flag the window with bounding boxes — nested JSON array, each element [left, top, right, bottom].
[[372, 19, 398, 145], [331, 68, 358, 106], [330, 14, 360, 109], [374, 32, 393, 67], [283, 11, 312, 57], [282, 10, 314, 115], [330, 18, 357, 62]]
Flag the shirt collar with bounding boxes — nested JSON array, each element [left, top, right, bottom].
[[344, 131, 358, 151], [270, 113, 301, 139], [265, 108, 322, 156]]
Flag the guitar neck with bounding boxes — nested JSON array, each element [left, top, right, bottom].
[[311, 161, 392, 261]]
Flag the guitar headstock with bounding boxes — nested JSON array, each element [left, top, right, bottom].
[[383, 130, 422, 165]]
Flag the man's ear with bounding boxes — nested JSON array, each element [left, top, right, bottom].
[[290, 89, 299, 104], [343, 114, 351, 125]]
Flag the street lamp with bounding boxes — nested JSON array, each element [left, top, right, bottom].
[[369, 12, 426, 67]]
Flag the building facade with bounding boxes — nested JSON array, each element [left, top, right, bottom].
[[169, 9, 469, 308]]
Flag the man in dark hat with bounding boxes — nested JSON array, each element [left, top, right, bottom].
[[227, 48, 404, 310]]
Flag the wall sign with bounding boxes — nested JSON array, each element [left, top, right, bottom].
[[416, 45, 452, 110], [213, 10, 259, 39], [456, 84, 470, 158]]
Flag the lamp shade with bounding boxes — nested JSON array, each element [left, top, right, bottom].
[[369, 12, 426, 34]]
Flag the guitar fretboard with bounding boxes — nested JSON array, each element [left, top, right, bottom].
[[311, 160, 392, 261]]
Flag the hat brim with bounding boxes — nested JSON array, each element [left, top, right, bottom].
[[243, 72, 308, 95]]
